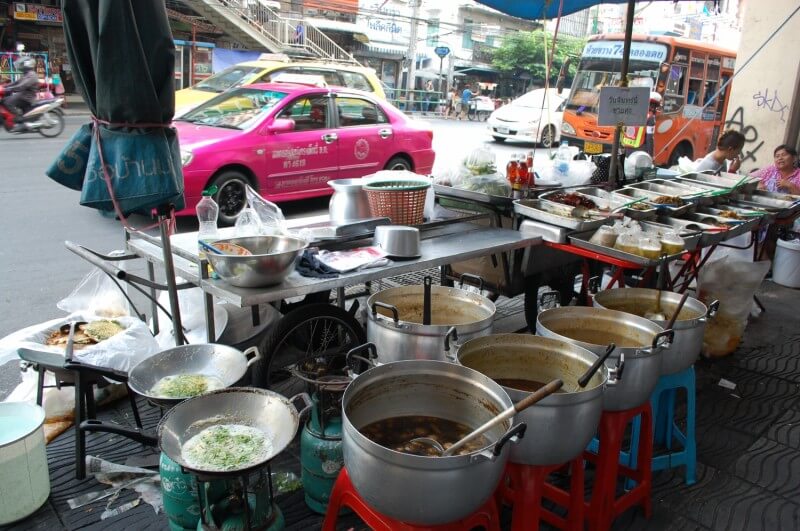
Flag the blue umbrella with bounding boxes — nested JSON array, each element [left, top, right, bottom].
[[474, 0, 674, 19]]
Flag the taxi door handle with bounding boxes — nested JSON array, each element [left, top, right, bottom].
[[378, 128, 393, 139], [322, 133, 338, 144]]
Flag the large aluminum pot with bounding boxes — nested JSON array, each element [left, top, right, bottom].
[[593, 288, 719, 375], [536, 307, 672, 411], [454, 334, 620, 466], [328, 178, 371, 223], [342, 352, 523, 525], [366, 280, 495, 363]]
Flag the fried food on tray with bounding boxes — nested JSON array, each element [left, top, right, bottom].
[[651, 195, 685, 206], [548, 192, 597, 209], [45, 320, 124, 350], [719, 210, 742, 220]]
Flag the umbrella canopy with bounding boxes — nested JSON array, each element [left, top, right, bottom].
[[474, 0, 672, 20], [46, 0, 184, 216]]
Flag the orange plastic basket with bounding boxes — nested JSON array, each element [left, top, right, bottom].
[[363, 180, 430, 225]]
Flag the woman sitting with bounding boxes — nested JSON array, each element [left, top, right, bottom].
[[695, 129, 745, 174], [750, 145, 800, 194]]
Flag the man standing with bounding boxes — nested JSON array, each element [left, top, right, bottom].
[[459, 84, 473, 120]]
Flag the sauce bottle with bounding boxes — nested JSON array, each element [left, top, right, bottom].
[[526, 150, 535, 187]]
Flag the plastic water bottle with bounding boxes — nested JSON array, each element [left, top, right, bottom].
[[556, 140, 571, 178], [196, 186, 219, 260]]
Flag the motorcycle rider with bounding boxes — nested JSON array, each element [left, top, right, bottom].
[[3, 57, 39, 131]]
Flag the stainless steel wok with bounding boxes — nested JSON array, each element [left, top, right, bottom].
[[127, 344, 261, 408], [158, 387, 311, 477]]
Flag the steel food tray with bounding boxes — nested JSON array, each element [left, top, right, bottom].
[[675, 172, 759, 194], [702, 204, 773, 227], [627, 179, 722, 205], [638, 220, 702, 251], [614, 187, 696, 216], [679, 211, 760, 241], [568, 230, 686, 267], [731, 189, 800, 218], [655, 216, 728, 247], [570, 187, 657, 220], [514, 199, 610, 231], [433, 183, 514, 208]]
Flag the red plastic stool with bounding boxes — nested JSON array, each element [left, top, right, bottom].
[[583, 403, 654, 531], [322, 467, 501, 531], [496, 458, 585, 531]]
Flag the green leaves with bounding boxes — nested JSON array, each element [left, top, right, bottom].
[[492, 31, 585, 86]]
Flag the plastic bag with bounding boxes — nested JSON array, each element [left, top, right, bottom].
[[57, 255, 130, 318], [0, 312, 160, 372], [234, 207, 263, 237], [245, 185, 285, 235], [463, 148, 497, 176], [458, 173, 511, 197], [152, 284, 228, 348], [677, 156, 697, 174], [697, 256, 770, 357]]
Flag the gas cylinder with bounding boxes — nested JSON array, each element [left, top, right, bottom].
[[300, 393, 344, 514], [160, 453, 227, 531]]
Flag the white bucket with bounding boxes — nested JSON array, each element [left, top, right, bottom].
[[773, 238, 800, 288], [0, 402, 50, 524]]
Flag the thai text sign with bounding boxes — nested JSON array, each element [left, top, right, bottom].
[[583, 41, 667, 63], [598, 87, 649, 126], [13, 3, 62, 23]]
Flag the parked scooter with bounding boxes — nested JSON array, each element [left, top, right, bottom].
[[0, 85, 65, 137]]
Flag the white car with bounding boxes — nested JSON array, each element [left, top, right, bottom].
[[487, 88, 570, 148]]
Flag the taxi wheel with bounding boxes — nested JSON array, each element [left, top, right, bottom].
[[384, 156, 412, 171], [211, 170, 250, 226]]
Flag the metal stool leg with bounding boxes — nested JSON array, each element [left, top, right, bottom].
[[128, 387, 143, 429]]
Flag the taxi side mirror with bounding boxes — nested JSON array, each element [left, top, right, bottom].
[[266, 118, 295, 134]]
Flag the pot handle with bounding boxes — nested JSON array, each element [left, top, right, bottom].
[[705, 300, 720, 319], [492, 422, 527, 457], [607, 353, 625, 386], [371, 302, 400, 326], [346, 343, 379, 377], [459, 273, 485, 292], [81, 420, 157, 446], [538, 290, 561, 311], [443, 326, 459, 358], [243, 346, 262, 368], [651, 329, 674, 351], [289, 392, 313, 419]]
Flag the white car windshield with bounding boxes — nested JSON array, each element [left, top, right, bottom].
[[513, 90, 565, 109], [178, 88, 288, 129]]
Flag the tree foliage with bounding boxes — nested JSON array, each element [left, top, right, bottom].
[[493, 31, 585, 86]]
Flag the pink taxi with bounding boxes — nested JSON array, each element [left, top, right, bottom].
[[175, 82, 435, 224]]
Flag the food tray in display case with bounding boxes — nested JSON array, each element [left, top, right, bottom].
[[513, 199, 610, 231], [568, 230, 687, 267]]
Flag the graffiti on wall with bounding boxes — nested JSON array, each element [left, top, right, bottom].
[[752, 87, 788, 123], [724, 106, 764, 173]]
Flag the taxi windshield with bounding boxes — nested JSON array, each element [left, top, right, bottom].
[[178, 88, 288, 129], [193, 65, 262, 93]]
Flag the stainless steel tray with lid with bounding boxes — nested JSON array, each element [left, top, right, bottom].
[[655, 216, 728, 247], [702, 204, 773, 227], [568, 230, 687, 267], [613, 187, 696, 216], [675, 172, 760, 194], [679, 209, 760, 241], [433, 183, 514, 208], [513, 199, 610, 231], [731, 189, 800, 218], [626, 179, 724, 205]]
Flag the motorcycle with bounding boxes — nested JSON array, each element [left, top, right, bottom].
[[467, 96, 494, 122], [0, 84, 65, 137]]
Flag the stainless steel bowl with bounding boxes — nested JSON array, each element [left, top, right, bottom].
[[206, 236, 307, 288], [373, 225, 421, 258]]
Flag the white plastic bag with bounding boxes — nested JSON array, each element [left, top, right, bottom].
[[677, 156, 698, 174], [57, 256, 130, 318], [0, 313, 160, 373], [234, 207, 264, 237], [152, 286, 228, 348], [245, 185, 286, 235]]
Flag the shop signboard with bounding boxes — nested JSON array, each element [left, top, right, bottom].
[[597, 86, 649, 126], [13, 3, 63, 23], [357, 0, 411, 46]]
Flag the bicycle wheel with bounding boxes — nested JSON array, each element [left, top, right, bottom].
[[254, 303, 366, 396]]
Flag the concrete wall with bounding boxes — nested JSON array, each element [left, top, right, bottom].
[[724, 0, 800, 173]]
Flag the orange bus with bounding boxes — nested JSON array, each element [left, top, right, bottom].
[[560, 34, 736, 166]]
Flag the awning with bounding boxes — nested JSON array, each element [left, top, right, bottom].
[[306, 17, 370, 43], [455, 65, 500, 75], [363, 41, 407, 57], [474, 0, 673, 19]]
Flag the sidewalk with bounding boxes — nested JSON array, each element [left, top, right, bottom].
[[61, 93, 91, 116]]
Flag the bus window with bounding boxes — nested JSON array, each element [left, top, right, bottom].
[[716, 74, 731, 120], [688, 53, 706, 106], [666, 65, 686, 95]]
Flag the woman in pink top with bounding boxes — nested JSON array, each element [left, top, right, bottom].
[[751, 145, 800, 194]]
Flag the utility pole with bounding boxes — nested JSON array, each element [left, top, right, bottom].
[[406, 0, 420, 96]]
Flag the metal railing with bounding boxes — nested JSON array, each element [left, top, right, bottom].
[[215, 0, 361, 65], [386, 88, 447, 117]]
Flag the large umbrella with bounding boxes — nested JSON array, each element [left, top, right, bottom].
[[45, 0, 186, 344], [476, 0, 669, 183]]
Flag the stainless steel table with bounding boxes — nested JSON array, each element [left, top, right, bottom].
[[126, 219, 542, 341]]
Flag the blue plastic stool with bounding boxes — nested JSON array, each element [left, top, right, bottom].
[[625, 366, 697, 486]]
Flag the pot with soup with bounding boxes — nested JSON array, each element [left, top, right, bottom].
[[536, 307, 673, 411]]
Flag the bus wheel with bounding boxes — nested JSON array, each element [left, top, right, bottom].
[[668, 142, 693, 167]]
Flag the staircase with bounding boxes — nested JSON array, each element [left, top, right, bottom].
[[182, 0, 362, 65]]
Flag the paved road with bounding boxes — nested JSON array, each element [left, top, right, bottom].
[[0, 114, 539, 398]]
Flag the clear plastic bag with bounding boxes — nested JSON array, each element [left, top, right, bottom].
[[245, 185, 286, 235], [697, 256, 771, 357], [458, 173, 511, 197], [234, 207, 263, 237], [463, 148, 497, 176], [57, 255, 130, 318]]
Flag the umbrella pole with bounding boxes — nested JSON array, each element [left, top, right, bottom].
[[157, 205, 185, 346], [609, 0, 637, 188]]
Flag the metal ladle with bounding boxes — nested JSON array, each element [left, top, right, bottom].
[[409, 379, 564, 457]]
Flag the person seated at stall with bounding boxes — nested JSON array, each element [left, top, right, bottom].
[[694, 129, 745, 174], [750, 144, 800, 194]]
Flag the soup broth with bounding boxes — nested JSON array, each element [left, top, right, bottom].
[[556, 328, 645, 348], [494, 378, 565, 393], [360, 415, 490, 457]]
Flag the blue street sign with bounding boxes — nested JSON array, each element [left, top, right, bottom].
[[434, 46, 450, 58]]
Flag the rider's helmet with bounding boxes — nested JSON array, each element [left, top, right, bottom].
[[18, 57, 36, 72], [649, 91, 663, 106]]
